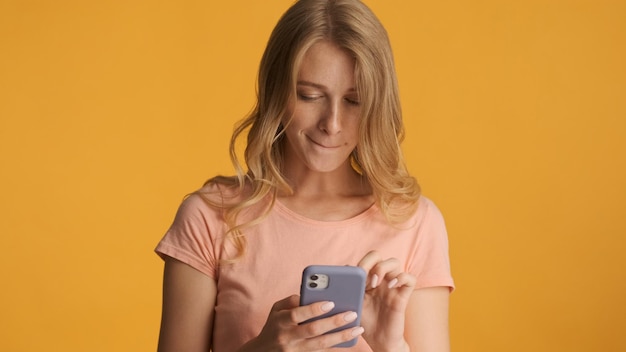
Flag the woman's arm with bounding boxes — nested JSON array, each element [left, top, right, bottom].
[[405, 287, 451, 352], [157, 257, 217, 352], [158, 257, 362, 352]]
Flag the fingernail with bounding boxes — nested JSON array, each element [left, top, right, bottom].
[[371, 274, 379, 288], [388, 278, 398, 289], [321, 301, 335, 312], [351, 326, 365, 337], [343, 311, 358, 322]]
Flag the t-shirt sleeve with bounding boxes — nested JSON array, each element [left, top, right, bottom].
[[409, 198, 455, 291], [155, 194, 221, 279]]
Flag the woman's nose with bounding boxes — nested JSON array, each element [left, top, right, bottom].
[[318, 102, 341, 135]]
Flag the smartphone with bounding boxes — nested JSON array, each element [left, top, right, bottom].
[[299, 265, 367, 348]]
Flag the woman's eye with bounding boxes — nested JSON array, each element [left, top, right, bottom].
[[298, 93, 319, 101], [345, 98, 360, 106]]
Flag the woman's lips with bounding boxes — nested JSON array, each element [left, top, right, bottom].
[[308, 136, 340, 149]]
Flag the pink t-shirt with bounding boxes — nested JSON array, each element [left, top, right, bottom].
[[156, 185, 454, 351]]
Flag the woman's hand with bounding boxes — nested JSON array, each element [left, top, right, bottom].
[[238, 295, 365, 352], [358, 250, 416, 352]]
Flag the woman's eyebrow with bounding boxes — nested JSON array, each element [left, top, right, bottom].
[[296, 80, 356, 92], [296, 80, 326, 89]]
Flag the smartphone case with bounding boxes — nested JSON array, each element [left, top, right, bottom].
[[299, 265, 367, 348]]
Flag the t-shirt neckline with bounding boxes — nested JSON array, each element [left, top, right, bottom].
[[272, 198, 378, 226]]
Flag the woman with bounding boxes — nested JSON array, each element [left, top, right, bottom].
[[156, 0, 454, 351]]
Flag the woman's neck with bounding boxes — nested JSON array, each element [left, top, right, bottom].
[[280, 161, 371, 198], [277, 164, 374, 221]]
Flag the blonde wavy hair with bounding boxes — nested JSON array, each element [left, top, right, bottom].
[[200, 0, 420, 262]]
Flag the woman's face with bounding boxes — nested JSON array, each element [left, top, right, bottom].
[[282, 40, 361, 174]]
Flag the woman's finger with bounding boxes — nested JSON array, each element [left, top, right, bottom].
[[367, 258, 402, 289], [299, 324, 365, 350], [275, 299, 337, 326], [357, 250, 383, 287], [386, 272, 417, 290], [357, 250, 382, 270], [293, 309, 360, 339]]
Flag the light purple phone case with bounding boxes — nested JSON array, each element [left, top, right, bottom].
[[299, 265, 367, 348]]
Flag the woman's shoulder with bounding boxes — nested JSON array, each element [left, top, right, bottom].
[[168, 177, 249, 226], [411, 195, 447, 231], [417, 195, 438, 211], [403, 195, 445, 226], [182, 176, 272, 218], [193, 175, 252, 203]]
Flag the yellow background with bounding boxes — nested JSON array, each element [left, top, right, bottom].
[[1, 0, 624, 351]]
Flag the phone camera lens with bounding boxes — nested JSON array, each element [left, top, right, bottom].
[[310, 275, 318, 281], [309, 282, 318, 288]]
